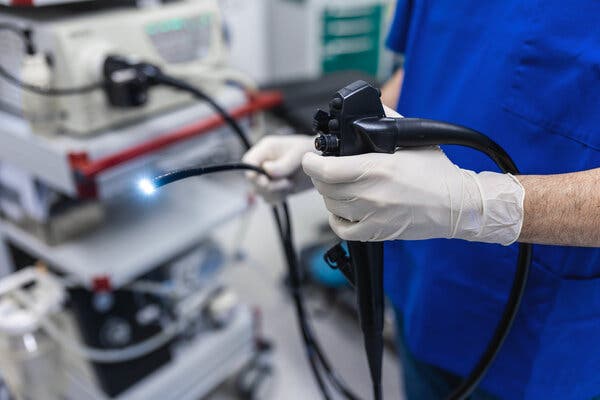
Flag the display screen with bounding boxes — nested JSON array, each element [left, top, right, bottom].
[[145, 15, 213, 63]]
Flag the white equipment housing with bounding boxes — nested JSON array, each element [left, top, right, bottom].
[[0, 0, 227, 135]]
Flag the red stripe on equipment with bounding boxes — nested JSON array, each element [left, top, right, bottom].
[[70, 91, 282, 179], [10, 0, 34, 6]]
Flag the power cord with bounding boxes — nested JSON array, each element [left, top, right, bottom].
[[0, 65, 104, 96]]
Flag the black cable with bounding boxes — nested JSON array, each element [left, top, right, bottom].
[[0, 65, 104, 96], [153, 72, 362, 400], [273, 207, 333, 400], [171, 74, 340, 395], [140, 105, 533, 400], [0, 24, 102, 96], [155, 75, 532, 400], [392, 118, 519, 172], [152, 163, 337, 399], [150, 73, 252, 150], [279, 202, 360, 400], [389, 118, 532, 400], [152, 162, 358, 399], [277, 203, 359, 399], [271, 207, 322, 379], [448, 244, 531, 400], [152, 163, 267, 187], [1, 37, 343, 395]]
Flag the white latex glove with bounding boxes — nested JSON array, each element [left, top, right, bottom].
[[302, 146, 525, 245], [242, 135, 317, 203]]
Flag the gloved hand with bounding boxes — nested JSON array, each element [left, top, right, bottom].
[[242, 135, 317, 203], [302, 146, 525, 245]]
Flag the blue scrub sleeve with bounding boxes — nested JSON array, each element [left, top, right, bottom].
[[385, 0, 413, 53]]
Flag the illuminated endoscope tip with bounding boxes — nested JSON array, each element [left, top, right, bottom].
[[138, 178, 157, 195]]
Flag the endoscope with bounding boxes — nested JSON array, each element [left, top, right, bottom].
[[141, 80, 531, 400]]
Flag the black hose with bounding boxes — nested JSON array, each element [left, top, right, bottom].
[[272, 207, 333, 400], [393, 118, 518, 172], [152, 163, 266, 187], [278, 202, 359, 400], [152, 163, 359, 400], [151, 73, 252, 150], [2, 44, 342, 396], [148, 80, 530, 400], [155, 73, 361, 400], [448, 244, 531, 400], [391, 118, 532, 400]]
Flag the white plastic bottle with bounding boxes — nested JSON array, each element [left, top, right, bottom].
[[20, 54, 58, 135]]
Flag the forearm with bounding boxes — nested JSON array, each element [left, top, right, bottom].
[[380, 68, 404, 108], [517, 168, 600, 246]]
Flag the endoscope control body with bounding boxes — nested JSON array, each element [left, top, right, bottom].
[[313, 80, 388, 400], [314, 80, 531, 400]]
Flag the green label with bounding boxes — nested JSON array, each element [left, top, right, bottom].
[[321, 4, 384, 76], [145, 15, 212, 36]]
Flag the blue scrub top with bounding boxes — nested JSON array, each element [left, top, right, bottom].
[[384, 1, 600, 399]]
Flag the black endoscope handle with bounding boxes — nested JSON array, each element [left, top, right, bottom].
[[315, 80, 389, 400]]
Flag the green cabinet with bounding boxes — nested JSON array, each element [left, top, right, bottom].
[[321, 5, 384, 76]]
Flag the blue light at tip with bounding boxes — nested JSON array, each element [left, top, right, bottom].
[[138, 178, 156, 195]]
